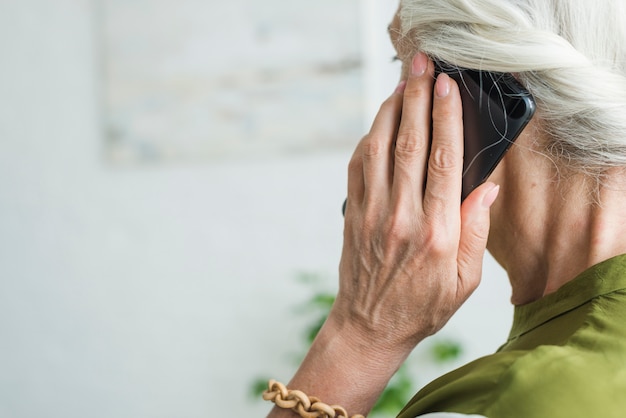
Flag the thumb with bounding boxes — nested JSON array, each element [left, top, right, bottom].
[[457, 182, 500, 297]]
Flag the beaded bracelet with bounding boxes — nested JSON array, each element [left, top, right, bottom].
[[263, 379, 365, 418]]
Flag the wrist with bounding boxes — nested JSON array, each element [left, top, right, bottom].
[[320, 310, 413, 376], [324, 296, 427, 364], [281, 313, 411, 414], [266, 303, 422, 418]]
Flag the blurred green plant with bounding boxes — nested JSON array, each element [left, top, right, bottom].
[[250, 272, 463, 417]]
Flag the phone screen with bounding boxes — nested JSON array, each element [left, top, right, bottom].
[[435, 62, 536, 200]]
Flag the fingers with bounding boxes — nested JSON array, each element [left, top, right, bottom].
[[346, 83, 405, 216], [349, 52, 466, 226], [361, 83, 405, 209], [423, 73, 464, 218], [391, 53, 435, 210], [457, 182, 500, 296], [346, 140, 365, 214]]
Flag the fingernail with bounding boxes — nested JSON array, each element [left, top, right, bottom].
[[435, 73, 450, 97], [395, 80, 407, 94], [411, 52, 428, 77], [482, 184, 500, 208]]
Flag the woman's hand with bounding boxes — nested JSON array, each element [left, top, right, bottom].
[[331, 52, 499, 360], [267, 53, 499, 418]]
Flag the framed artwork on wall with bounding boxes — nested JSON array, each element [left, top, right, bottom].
[[99, 0, 365, 163]]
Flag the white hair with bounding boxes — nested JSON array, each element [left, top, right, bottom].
[[398, 0, 626, 176]]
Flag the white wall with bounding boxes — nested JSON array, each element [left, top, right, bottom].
[[0, 1, 512, 417]]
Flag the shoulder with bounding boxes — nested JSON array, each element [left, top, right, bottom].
[[486, 344, 626, 417], [400, 343, 626, 418]]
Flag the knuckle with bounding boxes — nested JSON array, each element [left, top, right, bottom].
[[429, 144, 461, 174], [348, 153, 363, 176], [362, 136, 385, 158], [395, 130, 427, 156], [404, 81, 432, 99], [383, 214, 412, 245], [466, 221, 490, 246], [422, 225, 454, 256]]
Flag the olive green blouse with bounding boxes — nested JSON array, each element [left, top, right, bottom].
[[397, 254, 626, 418]]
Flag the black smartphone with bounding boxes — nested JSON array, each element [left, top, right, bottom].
[[434, 61, 536, 200], [341, 64, 535, 215]]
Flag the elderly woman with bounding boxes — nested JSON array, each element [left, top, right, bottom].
[[264, 0, 626, 417]]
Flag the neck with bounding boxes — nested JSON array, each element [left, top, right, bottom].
[[489, 172, 626, 306]]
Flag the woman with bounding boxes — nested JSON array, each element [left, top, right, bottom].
[[264, 0, 626, 417]]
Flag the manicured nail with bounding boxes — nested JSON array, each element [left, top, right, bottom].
[[395, 80, 407, 94], [482, 184, 500, 208], [411, 52, 428, 77], [435, 73, 450, 97]]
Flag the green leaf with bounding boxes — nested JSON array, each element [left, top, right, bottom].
[[371, 365, 414, 415], [431, 340, 463, 364], [304, 315, 328, 344], [295, 271, 323, 284], [308, 293, 336, 310], [250, 377, 270, 398]]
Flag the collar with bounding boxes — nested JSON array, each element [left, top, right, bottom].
[[508, 253, 626, 340]]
